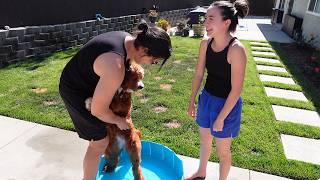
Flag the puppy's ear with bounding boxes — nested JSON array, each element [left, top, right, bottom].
[[135, 129, 142, 138], [131, 63, 144, 77]]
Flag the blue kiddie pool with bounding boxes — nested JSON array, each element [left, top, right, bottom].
[[96, 140, 184, 180]]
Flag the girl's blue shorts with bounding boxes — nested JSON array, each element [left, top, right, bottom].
[[196, 89, 242, 138]]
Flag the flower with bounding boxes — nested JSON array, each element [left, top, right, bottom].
[[310, 56, 317, 62]]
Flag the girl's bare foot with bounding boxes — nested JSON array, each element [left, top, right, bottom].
[[184, 171, 206, 180]]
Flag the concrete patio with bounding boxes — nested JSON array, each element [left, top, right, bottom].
[[0, 115, 291, 180], [235, 16, 294, 43]]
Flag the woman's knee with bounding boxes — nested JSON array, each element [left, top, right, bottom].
[[88, 136, 109, 154]]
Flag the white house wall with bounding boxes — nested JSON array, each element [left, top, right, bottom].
[[274, 0, 320, 47], [291, 0, 308, 18], [275, 0, 281, 9], [283, 0, 290, 22], [302, 13, 320, 47]]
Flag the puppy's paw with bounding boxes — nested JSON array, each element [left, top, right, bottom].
[[84, 97, 93, 111], [104, 164, 116, 173]]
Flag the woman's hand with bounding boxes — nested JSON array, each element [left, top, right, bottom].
[[187, 101, 196, 118], [116, 117, 132, 130]]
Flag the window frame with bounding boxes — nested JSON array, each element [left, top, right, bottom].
[[307, 0, 320, 16]]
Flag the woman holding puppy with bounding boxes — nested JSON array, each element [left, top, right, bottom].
[[186, 1, 248, 180], [59, 22, 171, 180]]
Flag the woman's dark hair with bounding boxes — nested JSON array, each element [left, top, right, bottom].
[[211, 0, 249, 32], [133, 21, 172, 66]]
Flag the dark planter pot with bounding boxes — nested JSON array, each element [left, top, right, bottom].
[[175, 31, 182, 36], [149, 16, 157, 23], [182, 29, 190, 37]]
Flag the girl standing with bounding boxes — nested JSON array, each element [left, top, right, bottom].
[[186, 1, 248, 180]]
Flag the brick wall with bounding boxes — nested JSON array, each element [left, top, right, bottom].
[[0, 8, 192, 68]]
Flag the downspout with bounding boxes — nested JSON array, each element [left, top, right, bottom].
[[288, 0, 294, 14]]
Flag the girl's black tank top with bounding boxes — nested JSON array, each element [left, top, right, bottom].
[[204, 37, 237, 98]]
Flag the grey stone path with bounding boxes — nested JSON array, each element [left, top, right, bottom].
[[254, 57, 281, 64], [249, 40, 320, 169], [281, 134, 320, 165], [264, 87, 308, 101], [259, 74, 295, 85], [272, 105, 320, 127], [256, 65, 287, 73]]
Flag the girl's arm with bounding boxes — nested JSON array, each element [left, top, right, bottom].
[[188, 39, 208, 117]]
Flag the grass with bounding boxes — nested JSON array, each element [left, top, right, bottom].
[[251, 47, 275, 53], [262, 81, 303, 92], [255, 61, 285, 67], [253, 54, 279, 60], [0, 37, 320, 179], [249, 41, 272, 47], [270, 42, 320, 114], [258, 70, 292, 77]]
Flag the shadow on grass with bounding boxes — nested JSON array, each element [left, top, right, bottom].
[[2, 48, 77, 71], [189, 36, 204, 39], [269, 42, 320, 114]]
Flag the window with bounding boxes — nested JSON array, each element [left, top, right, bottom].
[[308, 0, 320, 14], [279, 0, 286, 9]]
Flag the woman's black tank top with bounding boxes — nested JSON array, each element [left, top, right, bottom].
[[59, 31, 130, 97], [204, 37, 237, 98]]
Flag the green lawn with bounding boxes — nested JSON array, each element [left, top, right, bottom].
[[0, 37, 320, 179]]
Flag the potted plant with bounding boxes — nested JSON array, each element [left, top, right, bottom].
[[148, 5, 159, 24], [156, 18, 170, 32], [176, 19, 189, 36], [182, 26, 190, 37], [192, 15, 205, 37]]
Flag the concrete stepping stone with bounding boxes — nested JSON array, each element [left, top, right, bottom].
[[173, 60, 182, 64], [264, 87, 308, 101], [163, 120, 181, 129], [250, 171, 292, 180], [169, 79, 176, 83], [160, 84, 172, 91], [252, 46, 274, 51], [257, 65, 287, 73], [154, 106, 168, 113], [259, 74, 295, 85], [272, 105, 320, 127], [254, 57, 281, 64], [250, 42, 270, 46], [31, 87, 48, 94], [187, 68, 194, 72], [252, 51, 277, 57], [281, 134, 320, 165], [140, 96, 149, 103]]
